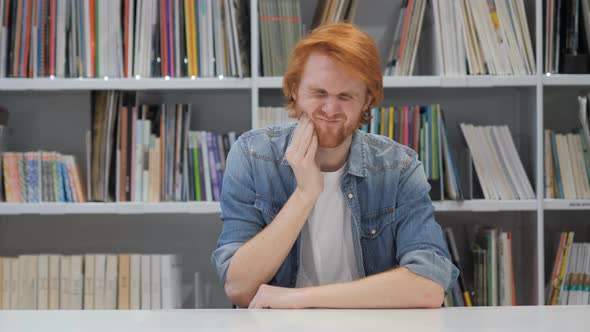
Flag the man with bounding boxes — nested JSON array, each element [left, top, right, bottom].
[[211, 23, 459, 309]]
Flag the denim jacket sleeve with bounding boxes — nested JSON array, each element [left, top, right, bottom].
[[394, 152, 459, 292], [210, 136, 264, 286]]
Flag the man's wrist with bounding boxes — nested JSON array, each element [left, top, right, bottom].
[[293, 188, 318, 208]]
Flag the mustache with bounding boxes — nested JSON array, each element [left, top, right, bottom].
[[312, 111, 345, 121]]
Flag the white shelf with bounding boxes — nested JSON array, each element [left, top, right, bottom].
[[0, 202, 221, 215], [0, 200, 539, 215], [433, 199, 537, 212], [257, 75, 536, 89], [0, 77, 252, 91], [543, 74, 590, 86], [544, 199, 590, 210]]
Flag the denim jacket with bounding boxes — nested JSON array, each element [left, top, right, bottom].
[[211, 123, 459, 292]]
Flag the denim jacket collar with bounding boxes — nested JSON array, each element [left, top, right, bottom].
[[279, 126, 368, 178]]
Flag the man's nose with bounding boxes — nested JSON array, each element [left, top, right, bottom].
[[321, 95, 339, 116]]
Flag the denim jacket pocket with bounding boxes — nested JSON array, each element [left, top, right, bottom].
[[359, 206, 395, 239], [253, 195, 283, 224]]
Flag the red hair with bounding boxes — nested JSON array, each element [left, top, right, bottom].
[[283, 23, 383, 125]]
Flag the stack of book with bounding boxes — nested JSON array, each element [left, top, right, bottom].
[[310, 0, 359, 29], [364, 104, 462, 201], [545, 0, 590, 73], [257, 106, 296, 129], [460, 123, 535, 200], [546, 232, 590, 305], [384, 0, 427, 76], [545, 93, 590, 199], [0, 254, 183, 310], [0, 0, 250, 78], [1, 151, 85, 203], [471, 227, 516, 306], [89, 91, 239, 202], [432, 0, 535, 76], [258, 0, 302, 76]]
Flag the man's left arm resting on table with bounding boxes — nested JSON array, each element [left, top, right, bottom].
[[252, 155, 458, 309]]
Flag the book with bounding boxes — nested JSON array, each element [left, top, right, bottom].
[[0, 0, 250, 78]]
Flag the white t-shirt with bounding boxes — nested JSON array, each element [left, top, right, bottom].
[[295, 163, 360, 287]]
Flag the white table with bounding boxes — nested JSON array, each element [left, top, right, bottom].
[[0, 306, 589, 331]]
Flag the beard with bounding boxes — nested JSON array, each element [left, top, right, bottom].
[[308, 110, 360, 148]]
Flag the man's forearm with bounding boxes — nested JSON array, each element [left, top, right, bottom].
[[297, 267, 445, 309], [225, 189, 315, 307]]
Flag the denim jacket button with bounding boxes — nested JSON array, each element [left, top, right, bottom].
[[347, 193, 353, 199], [371, 229, 376, 235]]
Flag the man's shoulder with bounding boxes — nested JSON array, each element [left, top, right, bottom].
[[236, 122, 296, 162], [357, 131, 417, 173]]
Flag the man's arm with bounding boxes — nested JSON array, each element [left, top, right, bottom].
[[225, 189, 315, 307], [249, 267, 444, 309], [219, 115, 322, 308]]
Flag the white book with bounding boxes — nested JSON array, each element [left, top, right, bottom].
[[130, 254, 141, 310], [37, 255, 50, 310], [10, 257, 18, 309], [17, 256, 26, 309], [584, 244, 590, 305], [490, 127, 520, 199], [59, 256, 70, 310], [194, 272, 203, 309], [126, 0, 135, 77], [160, 255, 173, 309], [48, 255, 60, 310], [1, 257, 10, 309], [513, 0, 535, 73], [0, 27, 6, 78], [84, 255, 95, 310], [499, 232, 512, 306], [24, 255, 38, 310], [500, 126, 535, 199], [227, 0, 242, 77], [212, 0, 225, 76], [141, 255, 151, 309], [463, 124, 494, 199], [151, 255, 162, 309], [70, 256, 84, 310], [207, 0, 215, 76], [55, 0, 66, 76], [134, 120, 144, 202], [94, 255, 106, 310], [171, 255, 183, 309], [105, 255, 118, 310]]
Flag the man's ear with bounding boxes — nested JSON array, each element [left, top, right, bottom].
[[291, 84, 298, 102], [363, 96, 373, 111]]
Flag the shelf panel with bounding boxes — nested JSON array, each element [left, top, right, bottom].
[[544, 199, 590, 210], [0, 200, 539, 215], [0, 78, 252, 91], [543, 74, 590, 86], [433, 199, 537, 212], [257, 76, 536, 89], [0, 202, 221, 215]]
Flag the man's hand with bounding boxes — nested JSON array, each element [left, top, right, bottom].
[[248, 284, 306, 309], [285, 113, 323, 203]]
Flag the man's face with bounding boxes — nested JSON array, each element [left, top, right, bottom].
[[293, 52, 369, 148]]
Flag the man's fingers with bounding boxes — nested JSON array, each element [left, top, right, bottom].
[[289, 114, 309, 151], [304, 131, 318, 163], [298, 121, 315, 158]]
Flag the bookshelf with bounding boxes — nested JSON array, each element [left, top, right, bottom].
[[0, 78, 253, 91], [0, 0, 589, 309]]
